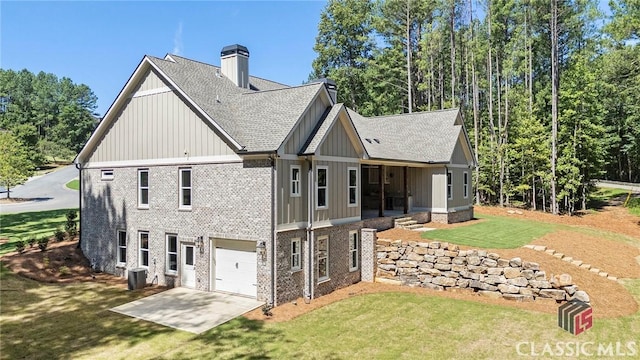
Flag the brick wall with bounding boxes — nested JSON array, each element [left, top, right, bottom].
[[80, 160, 273, 300]]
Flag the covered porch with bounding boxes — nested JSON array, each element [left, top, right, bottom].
[[361, 164, 429, 219]]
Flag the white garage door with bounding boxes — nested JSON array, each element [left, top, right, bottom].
[[214, 240, 257, 298]]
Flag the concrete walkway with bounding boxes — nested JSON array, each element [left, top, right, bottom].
[[110, 287, 263, 334]]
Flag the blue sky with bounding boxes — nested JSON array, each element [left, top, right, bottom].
[[1, 1, 328, 116], [2, 1, 612, 117]]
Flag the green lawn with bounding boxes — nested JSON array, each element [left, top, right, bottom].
[[422, 214, 558, 248], [0, 208, 78, 255], [1, 266, 639, 359], [65, 179, 79, 190]]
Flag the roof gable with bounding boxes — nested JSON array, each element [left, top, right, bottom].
[[301, 104, 364, 158], [350, 108, 464, 164]]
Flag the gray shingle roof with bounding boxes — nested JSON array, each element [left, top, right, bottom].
[[348, 108, 462, 163], [148, 55, 320, 152], [300, 104, 344, 155]]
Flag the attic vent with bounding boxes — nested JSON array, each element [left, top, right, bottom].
[[365, 138, 372, 143], [373, 139, 380, 144]]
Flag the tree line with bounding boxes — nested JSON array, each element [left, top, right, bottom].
[[310, 0, 640, 214], [0, 69, 98, 166], [0, 69, 98, 196]]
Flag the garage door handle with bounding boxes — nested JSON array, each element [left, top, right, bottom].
[[236, 262, 239, 269], [215, 278, 222, 281]]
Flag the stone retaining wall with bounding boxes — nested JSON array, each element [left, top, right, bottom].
[[376, 239, 589, 303]]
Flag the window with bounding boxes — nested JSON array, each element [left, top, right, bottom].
[[348, 167, 358, 206], [316, 166, 328, 209], [290, 165, 301, 197], [463, 171, 469, 199], [139, 231, 149, 267], [291, 238, 301, 271], [101, 169, 114, 181], [317, 235, 329, 282], [447, 171, 453, 200], [179, 168, 192, 208], [166, 234, 177, 273], [117, 230, 127, 265], [349, 231, 359, 272], [138, 169, 149, 208]]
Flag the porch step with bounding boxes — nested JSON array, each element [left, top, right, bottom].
[[394, 217, 413, 223], [396, 220, 418, 227], [404, 224, 423, 230]]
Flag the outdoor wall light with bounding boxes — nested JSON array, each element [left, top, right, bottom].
[[257, 241, 267, 260], [195, 236, 204, 250]]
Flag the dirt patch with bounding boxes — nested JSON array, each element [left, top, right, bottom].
[[531, 231, 640, 279], [0, 198, 31, 204], [1, 239, 165, 294], [475, 205, 640, 240]]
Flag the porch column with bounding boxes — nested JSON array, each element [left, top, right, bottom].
[[378, 165, 385, 218], [403, 166, 408, 214]]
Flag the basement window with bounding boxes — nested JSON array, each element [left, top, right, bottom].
[[101, 169, 114, 181]]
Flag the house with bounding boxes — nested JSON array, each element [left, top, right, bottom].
[[75, 44, 476, 306]]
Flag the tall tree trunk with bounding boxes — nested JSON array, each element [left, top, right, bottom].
[[550, 0, 559, 215], [470, 0, 480, 205], [450, 0, 456, 106], [406, 0, 413, 113]]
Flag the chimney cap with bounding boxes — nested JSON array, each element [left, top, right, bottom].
[[311, 78, 337, 90], [221, 44, 250, 57]]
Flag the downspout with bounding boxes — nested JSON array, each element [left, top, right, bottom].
[[445, 165, 449, 213], [75, 162, 82, 249], [270, 155, 277, 307], [305, 158, 314, 303]]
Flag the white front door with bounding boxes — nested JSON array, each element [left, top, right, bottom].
[[181, 244, 196, 288], [215, 247, 257, 297]]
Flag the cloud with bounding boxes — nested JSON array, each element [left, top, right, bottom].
[[173, 21, 183, 55]]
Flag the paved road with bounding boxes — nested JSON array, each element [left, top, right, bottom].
[[0, 166, 79, 214], [596, 180, 640, 193]]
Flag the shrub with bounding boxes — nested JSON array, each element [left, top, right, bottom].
[[261, 303, 273, 317], [15, 241, 26, 253], [58, 266, 70, 276], [65, 210, 78, 237], [37, 237, 49, 252], [27, 237, 37, 248], [54, 228, 65, 242]]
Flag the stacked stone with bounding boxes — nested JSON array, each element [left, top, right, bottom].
[[376, 239, 589, 303]]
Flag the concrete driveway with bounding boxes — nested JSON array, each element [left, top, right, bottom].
[[110, 287, 264, 334]]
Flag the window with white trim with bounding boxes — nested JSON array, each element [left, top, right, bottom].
[[317, 235, 329, 282], [139, 231, 149, 267], [179, 168, 192, 209], [138, 169, 149, 208], [117, 230, 127, 265], [166, 234, 178, 273], [316, 166, 328, 209], [291, 238, 301, 271], [349, 231, 359, 272], [290, 165, 301, 197], [447, 171, 453, 200], [348, 167, 358, 206], [463, 171, 469, 199], [101, 169, 114, 181]]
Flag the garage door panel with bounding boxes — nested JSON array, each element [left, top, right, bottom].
[[215, 245, 257, 298]]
